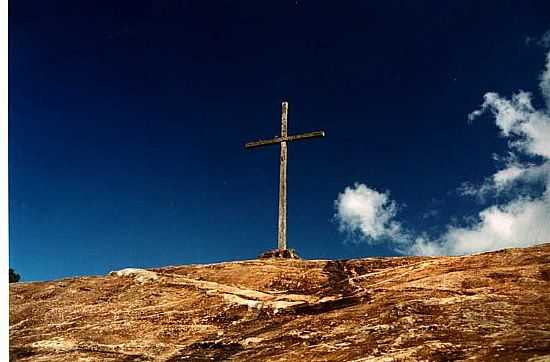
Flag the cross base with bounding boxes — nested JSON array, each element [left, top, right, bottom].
[[258, 248, 301, 260]]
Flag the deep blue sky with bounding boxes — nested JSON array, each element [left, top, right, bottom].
[[9, 1, 550, 281]]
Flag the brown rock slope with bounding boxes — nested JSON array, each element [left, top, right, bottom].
[[9, 243, 550, 361]]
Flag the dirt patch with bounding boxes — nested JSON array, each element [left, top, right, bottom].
[[539, 266, 550, 281], [320, 260, 357, 296], [461, 278, 490, 289]]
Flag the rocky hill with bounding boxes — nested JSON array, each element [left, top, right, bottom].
[[9, 243, 550, 361]]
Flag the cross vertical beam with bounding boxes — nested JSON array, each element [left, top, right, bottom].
[[278, 102, 288, 250]]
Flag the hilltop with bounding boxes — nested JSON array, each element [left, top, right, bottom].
[[9, 243, 550, 361]]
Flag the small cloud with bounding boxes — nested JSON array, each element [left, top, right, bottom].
[[421, 209, 439, 220], [458, 181, 490, 202], [525, 31, 550, 48], [334, 183, 405, 243], [541, 52, 550, 108], [540, 30, 550, 48]]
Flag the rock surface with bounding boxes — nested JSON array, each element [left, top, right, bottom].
[[108, 268, 160, 284], [9, 243, 550, 361]]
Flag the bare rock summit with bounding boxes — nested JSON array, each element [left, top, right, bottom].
[[10, 243, 550, 361]]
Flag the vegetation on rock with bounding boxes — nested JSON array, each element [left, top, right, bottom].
[[9, 268, 20, 283]]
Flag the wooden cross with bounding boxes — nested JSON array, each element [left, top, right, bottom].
[[245, 101, 325, 251]]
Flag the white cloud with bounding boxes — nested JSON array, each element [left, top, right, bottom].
[[407, 190, 550, 256], [459, 157, 550, 201], [335, 183, 404, 242], [493, 165, 525, 188], [541, 52, 550, 108], [441, 192, 550, 255], [540, 30, 550, 48], [468, 90, 550, 159], [336, 51, 550, 256]]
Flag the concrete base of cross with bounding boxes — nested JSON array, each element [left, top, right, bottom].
[[258, 248, 301, 259]]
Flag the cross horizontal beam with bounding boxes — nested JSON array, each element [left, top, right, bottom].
[[245, 130, 325, 149]]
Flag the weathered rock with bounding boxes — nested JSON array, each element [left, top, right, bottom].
[[108, 268, 159, 284], [10, 243, 550, 361]]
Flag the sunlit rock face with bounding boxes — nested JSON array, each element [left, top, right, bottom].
[[10, 243, 550, 361]]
